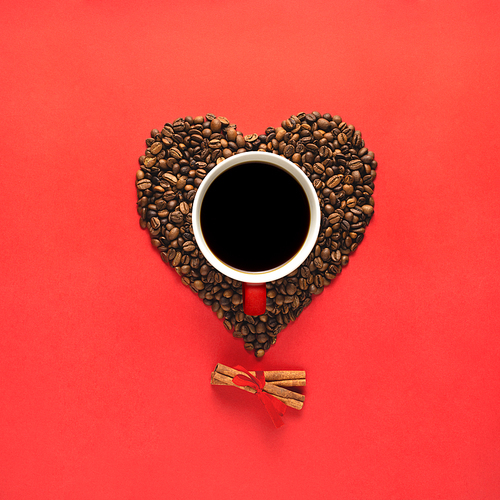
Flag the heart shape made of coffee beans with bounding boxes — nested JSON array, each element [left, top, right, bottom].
[[136, 112, 376, 357]]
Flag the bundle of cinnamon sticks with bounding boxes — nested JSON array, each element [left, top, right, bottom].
[[210, 363, 306, 410]]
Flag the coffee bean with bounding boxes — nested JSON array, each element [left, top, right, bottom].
[[314, 274, 324, 287], [183, 241, 196, 253], [193, 280, 204, 291], [210, 118, 222, 132], [362, 204, 374, 216], [257, 333, 269, 344], [337, 133, 347, 145], [316, 118, 330, 131], [179, 201, 190, 215], [349, 159, 363, 171], [176, 177, 187, 190], [150, 142, 163, 155], [169, 147, 183, 159], [225, 127, 237, 142], [167, 227, 179, 241], [284, 144, 295, 158], [346, 196, 357, 208], [313, 162, 325, 175], [326, 175, 342, 189], [328, 213, 341, 226], [136, 178, 152, 190], [314, 257, 324, 269], [169, 211, 184, 225], [319, 145, 331, 159], [209, 138, 222, 149], [150, 217, 161, 230], [162, 173, 177, 186], [180, 265, 191, 275], [170, 251, 182, 267]]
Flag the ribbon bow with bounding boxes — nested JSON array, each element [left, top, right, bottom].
[[232, 365, 287, 428]]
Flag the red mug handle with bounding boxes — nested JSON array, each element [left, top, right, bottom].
[[242, 283, 267, 316]]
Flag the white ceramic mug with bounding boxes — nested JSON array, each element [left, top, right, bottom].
[[192, 151, 320, 315]]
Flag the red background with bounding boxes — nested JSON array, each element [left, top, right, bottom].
[[1, 1, 499, 498]]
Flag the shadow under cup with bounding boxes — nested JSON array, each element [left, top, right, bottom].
[[192, 152, 321, 315]]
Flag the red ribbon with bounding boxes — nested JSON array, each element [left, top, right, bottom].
[[232, 365, 287, 428]]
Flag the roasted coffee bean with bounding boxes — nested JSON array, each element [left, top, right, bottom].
[[150, 142, 163, 154], [362, 204, 374, 216], [349, 158, 363, 171], [284, 144, 295, 158], [245, 133, 258, 142], [171, 251, 182, 267], [337, 133, 347, 145], [209, 138, 222, 149], [313, 162, 325, 175], [183, 241, 196, 253], [317, 118, 330, 131], [328, 213, 342, 226], [167, 227, 179, 241], [169, 211, 184, 225], [319, 145, 331, 158], [210, 118, 222, 132], [180, 265, 191, 274], [179, 201, 190, 215], [257, 333, 269, 344], [193, 280, 204, 291], [326, 175, 343, 189], [136, 178, 152, 191], [314, 257, 324, 269], [150, 217, 161, 230], [162, 172, 177, 186]]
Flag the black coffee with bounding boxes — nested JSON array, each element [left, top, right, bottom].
[[200, 162, 310, 272]]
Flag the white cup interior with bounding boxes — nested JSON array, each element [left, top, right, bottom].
[[192, 151, 321, 283]]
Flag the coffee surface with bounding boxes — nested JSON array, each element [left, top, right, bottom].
[[200, 162, 310, 272]]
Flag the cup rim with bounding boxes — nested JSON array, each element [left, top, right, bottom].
[[192, 151, 321, 283]]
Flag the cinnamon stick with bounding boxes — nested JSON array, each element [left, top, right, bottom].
[[210, 364, 305, 410], [263, 379, 306, 387], [212, 364, 306, 387], [248, 370, 306, 387]]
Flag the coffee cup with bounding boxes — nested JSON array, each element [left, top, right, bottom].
[[192, 151, 320, 315]]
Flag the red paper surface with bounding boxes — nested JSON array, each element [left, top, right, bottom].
[[1, 1, 499, 498]]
